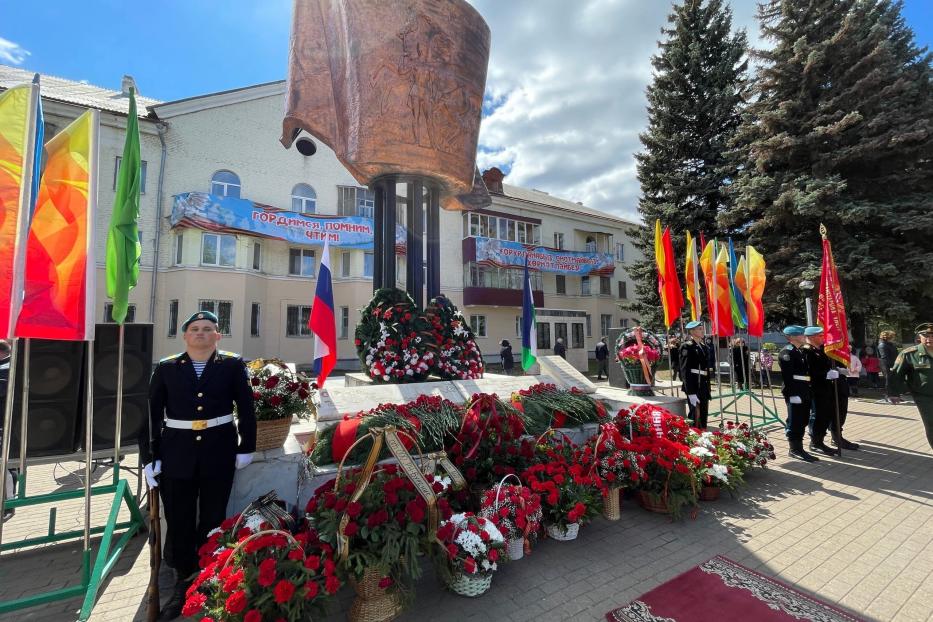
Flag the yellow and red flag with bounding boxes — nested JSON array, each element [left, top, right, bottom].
[[685, 231, 702, 321], [0, 82, 42, 339], [817, 224, 849, 365], [654, 220, 683, 328], [744, 245, 766, 338], [712, 246, 734, 336], [16, 110, 98, 341]]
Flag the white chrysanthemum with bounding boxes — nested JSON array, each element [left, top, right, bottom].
[[710, 463, 729, 483], [690, 446, 713, 458], [206, 527, 222, 538], [244, 514, 264, 532]]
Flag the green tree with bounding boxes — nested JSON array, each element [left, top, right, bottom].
[[723, 0, 933, 340], [628, 0, 748, 329]]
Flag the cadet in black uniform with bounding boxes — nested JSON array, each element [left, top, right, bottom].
[[778, 325, 818, 462], [801, 326, 839, 456], [679, 320, 713, 428], [141, 311, 256, 620]]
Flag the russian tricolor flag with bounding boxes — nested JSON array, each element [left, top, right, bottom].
[[309, 236, 337, 387]]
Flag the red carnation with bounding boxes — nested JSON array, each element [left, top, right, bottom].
[[304, 580, 320, 600], [244, 610, 262, 622], [379, 576, 394, 589], [304, 555, 321, 571], [343, 521, 359, 537], [446, 543, 459, 559], [325, 575, 341, 594], [273, 579, 296, 603], [488, 548, 499, 562], [346, 501, 363, 518], [464, 557, 477, 574], [270, 395, 283, 407], [224, 590, 248, 614], [258, 558, 277, 587], [181, 592, 206, 617], [264, 376, 280, 389]]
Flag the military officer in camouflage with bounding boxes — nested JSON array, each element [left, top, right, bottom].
[[679, 320, 713, 428], [891, 323, 933, 451], [140, 310, 256, 620], [778, 325, 818, 462]]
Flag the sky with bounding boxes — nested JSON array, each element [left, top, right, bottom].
[[2, 0, 931, 221]]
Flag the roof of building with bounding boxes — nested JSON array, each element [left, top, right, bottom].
[[0, 64, 161, 117], [500, 183, 640, 227]]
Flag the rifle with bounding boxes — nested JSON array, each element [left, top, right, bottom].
[[145, 485, 161, 622]]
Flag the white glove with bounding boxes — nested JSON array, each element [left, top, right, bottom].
[[235, 453, 254, 470], [688, 394, 700, 407], [789, 396, 802, 404], [144, 461, 161, 489], [826, 369, 840, 380]]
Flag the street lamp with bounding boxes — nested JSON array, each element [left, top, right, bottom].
[[799, 279, 815, 325]]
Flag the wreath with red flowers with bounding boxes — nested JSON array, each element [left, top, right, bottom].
[[425, 294, 485, 380], [355, 288, 437, 383]]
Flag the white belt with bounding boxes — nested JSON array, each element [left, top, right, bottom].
[[690, 369, 708, 376], [165, 415, 234, 431], [793, 375, 810, 381]]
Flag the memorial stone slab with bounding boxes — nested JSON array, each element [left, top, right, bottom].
[[316, 380, 464, 423], [450, 374, 549, 401], [537, 355, 597, 394], [594, 386, 688, 419]]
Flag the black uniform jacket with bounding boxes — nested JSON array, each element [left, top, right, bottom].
[[801, 344, 834, 398], [778, 344, 811, 401], [679, 338, 712, 400], [142, 350, 256, 479]]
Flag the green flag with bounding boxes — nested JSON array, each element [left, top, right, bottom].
[[105, 88, 141, 325]]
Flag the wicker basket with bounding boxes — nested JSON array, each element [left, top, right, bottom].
[[545, 522, 579, 541], [349, 567, 403, 622], [621, 362, 656, 397], [603, 488, 622, 521], [254, 417, 292, 451], [700, 485, 721, 501], [637, 490, 671, 514], [507, 538, 525, 561], [447, 572, 493, 597]]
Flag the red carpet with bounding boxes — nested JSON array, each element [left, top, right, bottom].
[[606, 556, 863, 622]]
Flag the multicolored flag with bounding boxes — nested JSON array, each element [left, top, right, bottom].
[[685, 231, 702, 322], [712, 245, 735, 336], [521, 255, 537, 371], [817, 225, 849, 365], [699, 239, 715, 327], [309, 236, 337, 387], [16, 110, 98, 341], [654, 220, 683, 328], [743, 245, 766, 338], [0, 81, 42, 339], [105, 88, 141, 325], [727, 238, 747, 330]]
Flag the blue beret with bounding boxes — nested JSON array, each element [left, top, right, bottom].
[[182, 310, 219, 332], [685, 320, 703, 329], [782, 325, 805, 336], [804, 326, 824, 336]]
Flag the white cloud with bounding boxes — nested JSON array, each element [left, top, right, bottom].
[[0, 37, 30, 65], [469, 0, 761, 221]]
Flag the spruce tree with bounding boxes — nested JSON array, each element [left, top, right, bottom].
[[723, 0, 933, 338], [628, 0, 748, 329]]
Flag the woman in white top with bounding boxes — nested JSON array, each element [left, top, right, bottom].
[[847, 347, 863, 396]]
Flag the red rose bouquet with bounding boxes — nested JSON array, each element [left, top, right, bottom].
[[246, 359, 313, 422], [614, 403, 691, 443], [521, 446, 602, 534], [627, 435, 701, 520], [478, 478, 543, 557]]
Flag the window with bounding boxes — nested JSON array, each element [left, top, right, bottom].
[[291, 183, 317, 213], [537, 322, 551, 350], [201, 233, 236, 267], [469, 315, 487, 338], [615, 242, 625, 261], [104, 303, 136, 323], [600, 314, 612, 337], [339, 306, 349, 340], [554, 232, 564, 249], [252, 242, 262, 271], [173, 232, 183, 265], [288, 248, 315, 276], [586, 314, 591, 337], [199, 300, 232, 335], [364, 252, 374, 277], [555, 322, 568, 347], [619, 318, 629, 328], [286, 305, 312, 337], [113, 157, 148, 194], [464, 263, 542, 290], [618, 281, 627, 299], [210, 170, 241, 198], [341, 252, 351, 278], [581, 276, 591, 296], [555, 274, 566, 295], [600, 276, 611, 295], [585, 236, 597, 253], [168, 300, 178, 337], [337, 186, 374, 218], [572, 323, 584, 349], [250, 303, 261, 337]]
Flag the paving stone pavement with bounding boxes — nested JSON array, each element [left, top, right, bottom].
[[1, 392, 932, 621]]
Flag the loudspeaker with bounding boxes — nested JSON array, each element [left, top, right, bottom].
[[90, 323, 153, 450], [7, 339, 86, 458]]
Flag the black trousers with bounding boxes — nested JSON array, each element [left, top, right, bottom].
[[160, 467, 235, 578], [829, 391, 849, 435], [784, 398, 810, 441], [808, 392, 836, 442], [687, 399, 709, 429]]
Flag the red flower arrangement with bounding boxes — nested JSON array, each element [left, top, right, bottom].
[[246, 359, 313, 422], [355, 288, 437, 383], [510, 383, 609, 436], [446, 393, 527, 492], [520, 444, 602, 530], [626, 434, 701, 520], [586, 424, 648, 490], [617, 343, 661, 363], [426, 294, 485, 380], [478, 479, 543, 553], [436, 513, 506, 576], [614, 403, 691, 443], [721, 421, 776, 469]]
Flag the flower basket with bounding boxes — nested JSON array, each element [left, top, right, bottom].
[[637, 490, 671, 514], [478, 474, 542, 561], [349, 567, 403, 622], [446, 572, 493, 597], [621, 361, 655, 397], [255, 417, 293, 451], [700, 485, 720, 501], [615, 328, 661, 397], [507, 538, 525, 561], [603, 488, 621, 521], [545, 522, 580, 541]]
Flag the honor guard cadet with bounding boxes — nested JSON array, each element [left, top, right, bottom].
[[140, 311, 256, 620], [679, 320, 713, 428], [778, 326, 818, 462], [801, 326, 839, 456], [891, 323, 933, 450]]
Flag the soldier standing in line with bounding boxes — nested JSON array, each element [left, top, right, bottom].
[[891, 323, 933, 451], [801, 326, 839, 456], [679, 320, 712, 429], [140, 311, 257, 620], [778, 325, 818, 462]]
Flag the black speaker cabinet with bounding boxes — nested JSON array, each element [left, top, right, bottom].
[[90, 323, 153, 450]]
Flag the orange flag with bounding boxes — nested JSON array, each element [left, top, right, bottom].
[[713, 246, 734, 336], [15, 110, 98, 341], [654, 220, 684, 328], [744, 245, 766, 338], [685, 232, 702, 321], [817, 224, 849, 365]]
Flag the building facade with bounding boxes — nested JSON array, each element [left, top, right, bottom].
[[0, 67, 644, 372]]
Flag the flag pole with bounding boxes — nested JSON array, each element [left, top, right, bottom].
[[711, 239, 724, 422], [113, 323, 125, 484], [17, 339, 30, 485], [0, 341, 18, 546]]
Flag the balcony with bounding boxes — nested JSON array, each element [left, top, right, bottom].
[[463, 286, 543, 307]]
